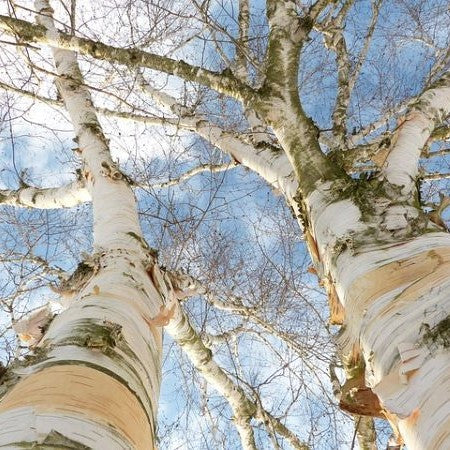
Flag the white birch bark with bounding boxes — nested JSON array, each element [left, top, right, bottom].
[[304, 182, 450, 449], [338, 234, 450, 449], [0, 4, 448, 448], [0, 2, 163, 448], [382, 73, 450, 196], [0, 180, 90, 209]]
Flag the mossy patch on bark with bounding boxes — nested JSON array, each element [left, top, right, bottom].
[[420, 315, 450, 349]]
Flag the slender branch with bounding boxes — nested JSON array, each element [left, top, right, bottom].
[[0, 162, 239, 209], [309, 0, 336, 21], [425, 148, 450, 159], [0, 179, 90, 209], [135, 70, 191, 116], [422, 172, 450, 181], [0, 79, 296, 200], [165, 300, 257, 449], [348, 97, 416, 146], [335, 0, 382, 150], [0, 13, 256, 102], [207, 293, 314, 359], [317, 0, 355, 147], [0, 79, 187, 127], [342, 121, 449, 172], [349, 49, 449, 147], [137, 72, 286, 173], [149, 162, 239, 189], [234, 0, 250, 80], [348, 0, 382, 94], [164, 299, 309, 450], [170, 273, 325, 362]]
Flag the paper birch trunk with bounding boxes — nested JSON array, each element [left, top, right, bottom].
[[299, 185, 450, 449], [0, 2, 163, 448]]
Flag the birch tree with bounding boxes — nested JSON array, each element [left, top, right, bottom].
[[0, 0, 449, 449]]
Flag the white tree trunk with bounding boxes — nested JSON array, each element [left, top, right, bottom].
[[0, 2, 163, 448], [306, 185, 450, 449], [336, 234, 450, 449]]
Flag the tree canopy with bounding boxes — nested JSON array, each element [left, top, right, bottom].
[[0, 0, 448, 448]]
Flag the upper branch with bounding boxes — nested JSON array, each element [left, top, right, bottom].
[[0, 14, 256, 103], [163, 293, 309, 449], [318, 0, 355, 147], [263, 1, 312, 94], [234, 0, 250, 80], [0, 179, 89, 209], [382, 71, 450, 196], [309, 0, 336, 21], [347, 0, 382, 94], [0, 77, 297, 200]]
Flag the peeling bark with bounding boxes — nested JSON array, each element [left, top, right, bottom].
[[0, 2, 448, 448], [0, 2, 164, 448]]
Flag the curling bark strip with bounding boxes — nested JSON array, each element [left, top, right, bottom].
[[306, 180, 450, 448]]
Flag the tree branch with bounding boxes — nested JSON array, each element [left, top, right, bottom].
[[0, 179, 90, 209], [382, 71, 450, 195], [317, 0, 355, 147], [0, 162, 240, 209], [0, 78, 296, 200], [348, 0, 382, 94], [234, 0, 250, 81], [164, 298, 309, 450], [0, 13, 256, 103]]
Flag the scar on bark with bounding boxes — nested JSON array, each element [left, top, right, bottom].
[[50, 258, 99, 299], [143, 303, 176, 345], [373, 116, 406, 168], [339, 350, 383, 419], [323, 275, 345, 325]]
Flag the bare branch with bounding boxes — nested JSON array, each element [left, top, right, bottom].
[[0, 162, 240, 210], [164, 299, 309, 450], [317, 0, 355, 147], [0, 78, 295, 199], [150, 162, 239, 189], [0, 13, 256, 102], [382, 71, 450, 194], [422, 172, 450, 181], [348, 0, 382, 94], [234, 0, 250, 80], [309, 0, 336, 22], [0, 179, 90, 209]]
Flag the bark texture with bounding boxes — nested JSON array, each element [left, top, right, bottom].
[[0, 1, 448, 448], [0, 2, 163, 448]]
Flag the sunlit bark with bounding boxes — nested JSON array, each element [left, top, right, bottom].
[[0, 1, 448, 448], [0, 2, 162, 447]]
